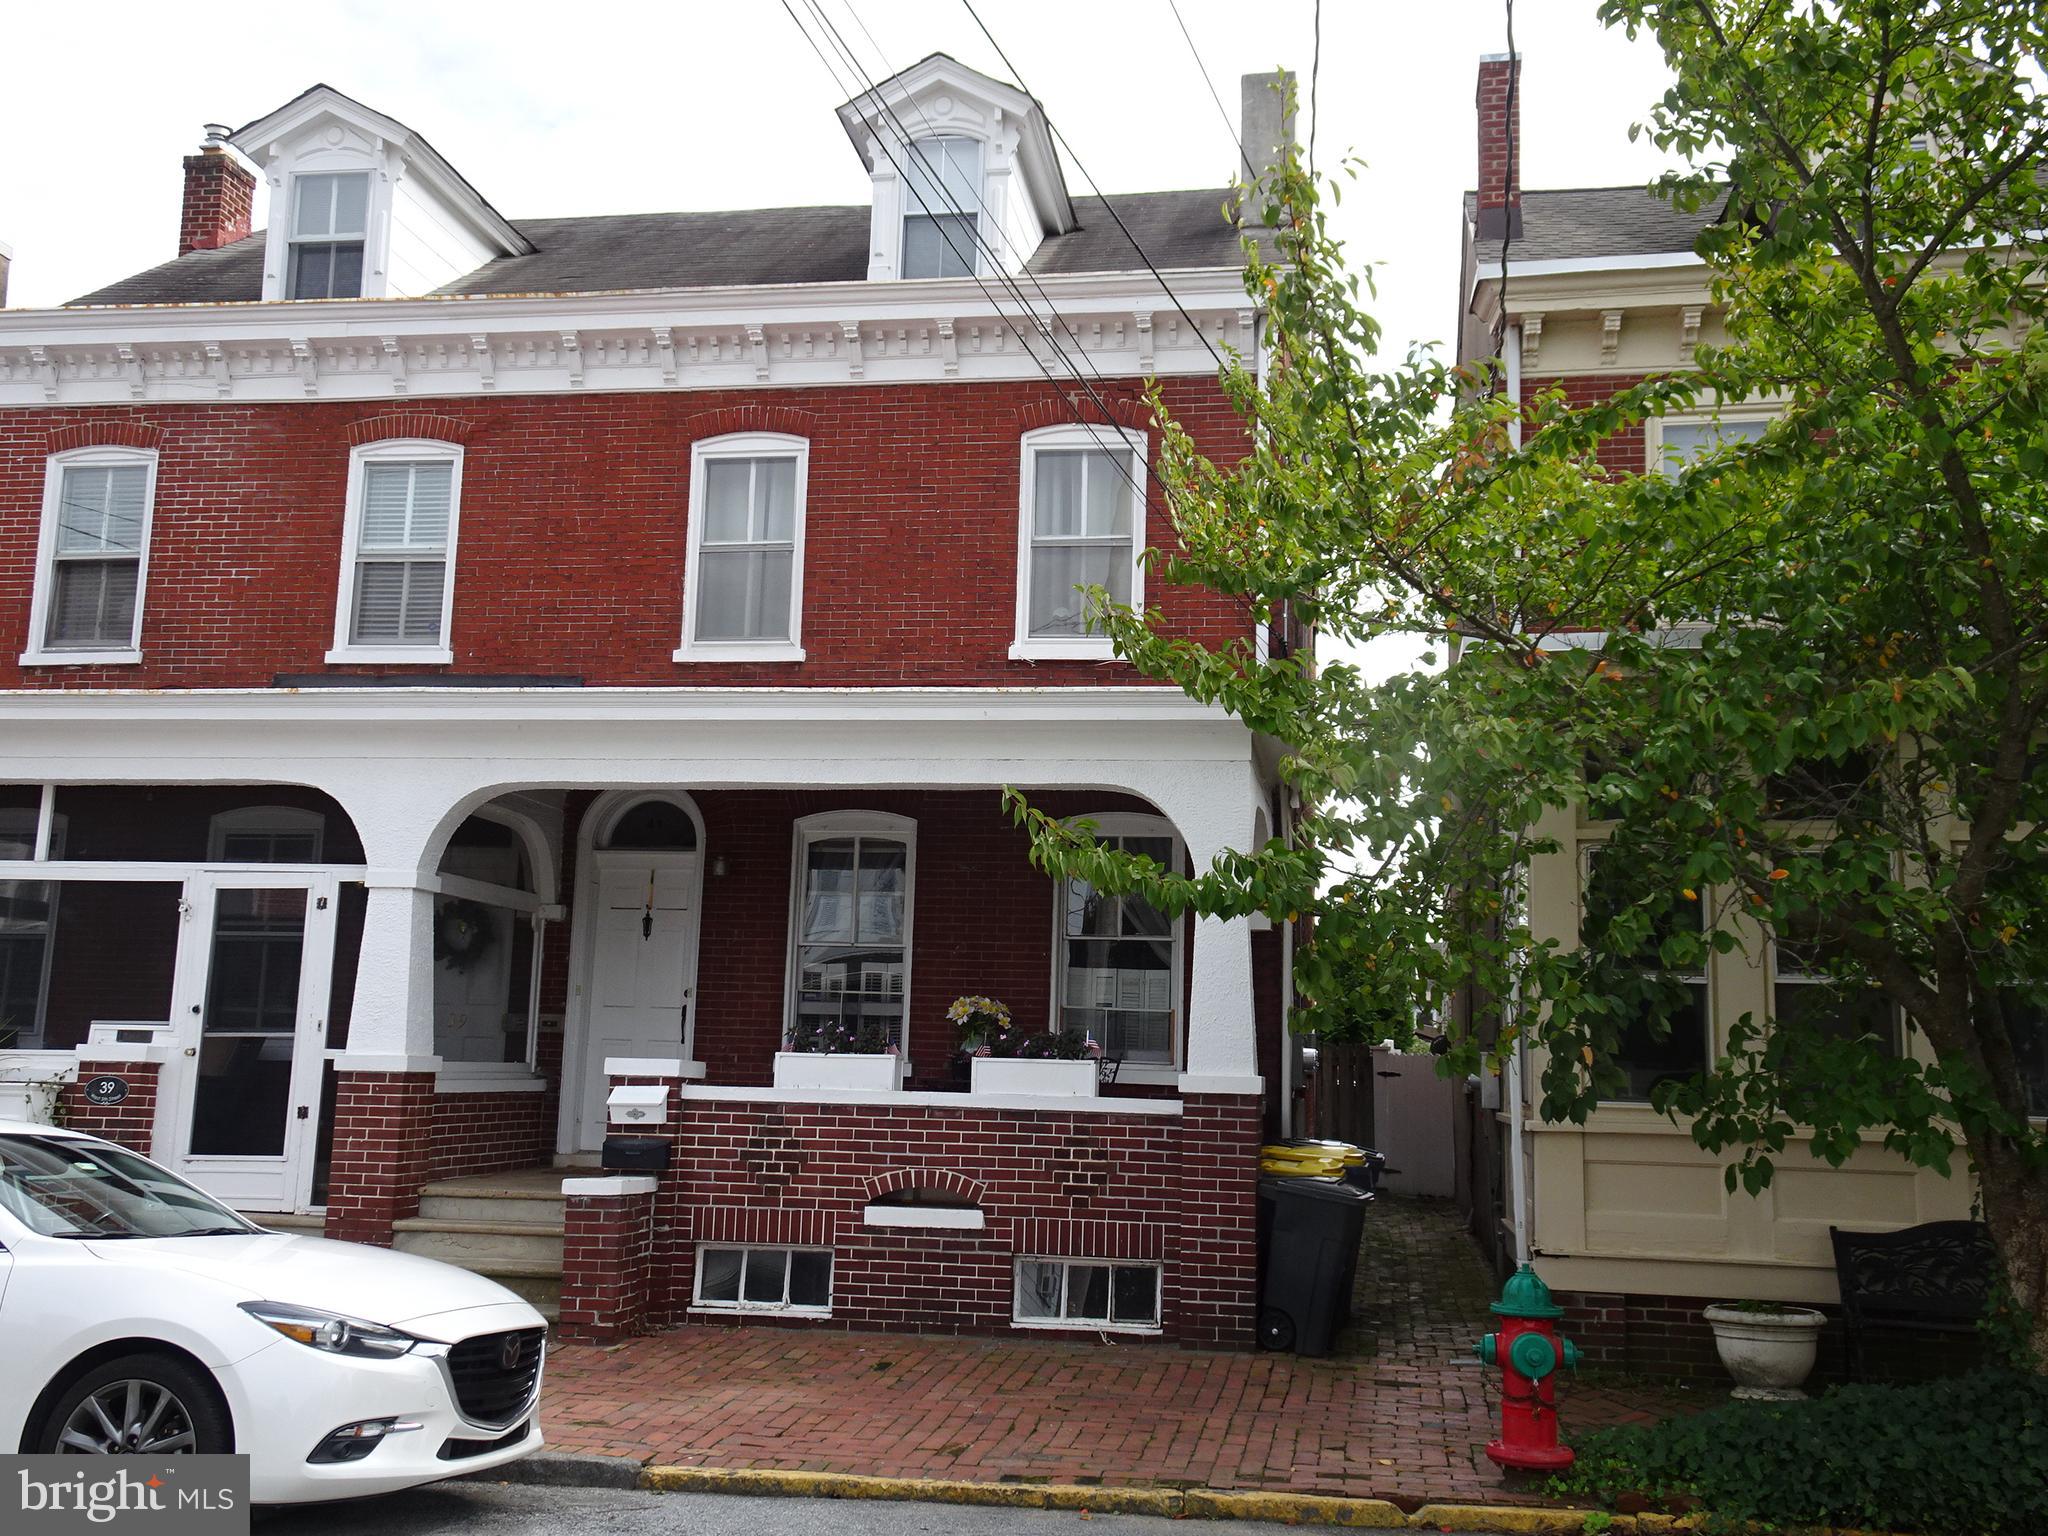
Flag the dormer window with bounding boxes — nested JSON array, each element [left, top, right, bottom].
[[288, 172, 370, 299], [901, 137, 982, 279]]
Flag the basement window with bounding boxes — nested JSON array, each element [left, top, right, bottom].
[[694, 1245, 832, 1314], [1014, 1258, 1160, 1331]]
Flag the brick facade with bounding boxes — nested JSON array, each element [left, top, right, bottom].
[[427, 1089, 553, 1182], [58, 1059, 161, 1151], [0, 378, 1246, 691], [568, 1075, 1261, 1346]]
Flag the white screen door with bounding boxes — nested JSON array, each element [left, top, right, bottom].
[[163, 872, 337, 1211], [577, 852, 698, 1148]]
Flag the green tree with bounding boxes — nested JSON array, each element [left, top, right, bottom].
[[1009, 0, 2048, 1363]]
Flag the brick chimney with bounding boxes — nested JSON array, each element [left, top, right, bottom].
[[1475, 54, 1522, 242], [179, 125, 255, 256]]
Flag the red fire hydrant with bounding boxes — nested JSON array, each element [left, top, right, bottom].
[[1472, 1263, 1581, 1472]]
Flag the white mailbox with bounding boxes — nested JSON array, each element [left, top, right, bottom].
[[606, 1083, 669, 1127]]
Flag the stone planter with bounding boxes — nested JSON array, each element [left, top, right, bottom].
[[970, 1057, 1099, 1097], [772, 1051, 899, 1092], [1703, 1303, 1828, 1400]]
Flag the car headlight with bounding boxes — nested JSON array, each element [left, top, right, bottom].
[[240, 1301, 418, 1359]]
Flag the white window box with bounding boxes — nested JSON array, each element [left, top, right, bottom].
[[772, 1051, 899, 1092], [970, 1057, 1098, 1098]]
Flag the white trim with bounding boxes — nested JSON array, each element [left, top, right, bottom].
[[786, 811, 917, 1076], [562, 1174, 658, 1198], [863, 1204, 986, 1230], [1012, 423, 1149, 662], [330, 1052, 441, 1075], [20, 446, 159, 667], [328, 438, 464, 664], [1174, 1073, 1263, 1096], [602, 1056, 707, 1080], [434, 1066, 547, 1094], [677, 433, 809, 664], [1474, 251, 1707, 281], [675, 1083, 1183, 1116], [1049, 813, 1184, 1069]]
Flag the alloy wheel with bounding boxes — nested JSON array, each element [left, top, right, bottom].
[[58, 1379, 198, 1454]]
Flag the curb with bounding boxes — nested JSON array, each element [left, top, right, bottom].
[[463, 1450, 648, 1491], [636, 1465, 1625, 1531]]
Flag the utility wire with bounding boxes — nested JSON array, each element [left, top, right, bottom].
[[778, 0, 1155, 511], [957, 0, 1228, 372]]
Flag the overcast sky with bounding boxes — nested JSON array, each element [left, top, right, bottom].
[[2, 0, 1679, 365]]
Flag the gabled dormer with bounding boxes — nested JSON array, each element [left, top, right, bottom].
[[231, 85, 532, 302], [835, 54, 1076, 283]]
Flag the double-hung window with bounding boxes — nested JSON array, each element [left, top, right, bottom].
[[1013, 425, 1147, 660], [1053, 816, 1181, 1065], [1579, 843, 1711, 1102], [900, 136, 981, 279], [288, 172, 370, 300], [787, 813, 914, 1062], [1653, 412, 1772, 477], [23, 449, 156, 665], [678, 434, 807, 662], [329, 440, 462, 664], [1770, 908, 1897, 1054]]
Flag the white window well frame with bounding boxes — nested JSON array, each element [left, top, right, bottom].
[[1047, 812, 1184, 1080], [326, 438, 463, 664], [20, 446, 159, 667], [675, 432, 809, 663], [1012, 1256, 1162, 1332], [690, 1243, 833, 1315], [784, 810, 917, 1076], [1011, 423, 1149, 662]]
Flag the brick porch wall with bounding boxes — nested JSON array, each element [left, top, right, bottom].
[[323, 1070, 433, 1244], [59, 1059, 161, 1151], [575, 1080, 1261, 1346], [427, 1089, 553, 1181]]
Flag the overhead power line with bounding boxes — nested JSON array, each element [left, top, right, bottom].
[[1166, 0, 1256, 185]]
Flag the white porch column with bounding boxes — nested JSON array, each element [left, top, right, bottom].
[[1158, 764, 1267, 1096], [337, 881, 439, 1072]]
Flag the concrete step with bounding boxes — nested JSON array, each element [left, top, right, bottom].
[[242, 1211, 325, 1234], [418, 1191, 565, 1226], [391, 1218, 564, 1268]]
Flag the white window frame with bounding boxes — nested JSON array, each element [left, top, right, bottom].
[[20, 447, 158, 667], [326, 438, 463, 665], [899, 136, 985, 281], [1047, 812, 1184, 1082], [690, 1243, 833, 1316], [784, 810, 916, 1077], [1012, 1256, 1162, 1333], [206, 806, 327, 864], [675, 432, 809, 664], [1577, 840, 1713, 1106], [286, 170, 371, 302], [0, 807, 63, 1050], [1647, 409, 1779, 478], [1010, 423, 1148, 662]]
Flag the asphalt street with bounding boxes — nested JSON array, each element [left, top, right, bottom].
[[258, 1482, 1376, 1535]]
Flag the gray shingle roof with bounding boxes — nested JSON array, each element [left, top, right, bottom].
[[1464, 184, 1728, 264], [65, 189, 1242, 307]]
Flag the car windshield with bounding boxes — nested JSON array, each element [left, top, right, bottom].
[[0, 1135, 259, 1239]]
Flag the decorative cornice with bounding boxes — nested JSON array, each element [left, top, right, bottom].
[[0, 271, 1254, 407]]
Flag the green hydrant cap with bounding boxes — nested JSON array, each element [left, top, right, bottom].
[[1490, 1262, 1566, 1319]]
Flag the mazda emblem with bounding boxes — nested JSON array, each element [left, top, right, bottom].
[[500, 1335, 524, 1371]]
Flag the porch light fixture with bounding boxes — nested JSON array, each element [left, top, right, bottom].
[[712, 854, 728, 878]]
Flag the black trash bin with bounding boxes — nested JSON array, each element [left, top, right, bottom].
[[1256, 1174, 1372, 1356]]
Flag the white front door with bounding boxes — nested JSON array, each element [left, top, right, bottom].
[[577, 852, 697, 1148], [161, 873, 336, 1211]]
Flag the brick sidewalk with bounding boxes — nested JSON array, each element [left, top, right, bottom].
[[539, 1198, 1702, 1507]]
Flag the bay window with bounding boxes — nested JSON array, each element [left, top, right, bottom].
[[1770, 908, 1897, 1054]]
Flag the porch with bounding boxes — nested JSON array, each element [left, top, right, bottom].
[[0, 687, 1282, 1345]]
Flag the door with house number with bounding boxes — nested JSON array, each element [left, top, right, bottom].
[[162, 873, 336, 1211], [579, 852, 698, 1148]]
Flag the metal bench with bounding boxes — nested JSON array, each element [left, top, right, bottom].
[[1828, 1220, 1995, 1380]]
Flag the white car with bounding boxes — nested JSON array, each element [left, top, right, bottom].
[[0, 1119, 547, 1503]]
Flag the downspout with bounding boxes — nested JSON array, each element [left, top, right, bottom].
[[1503, 319, 1530, 1263]]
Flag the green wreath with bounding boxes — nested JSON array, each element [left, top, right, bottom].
[[433, 897, 499, 972]]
